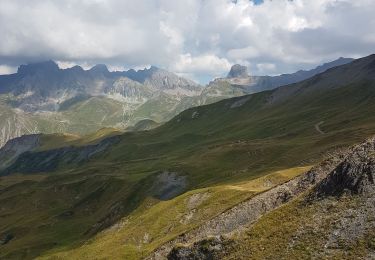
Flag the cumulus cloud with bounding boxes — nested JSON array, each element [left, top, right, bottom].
[[173, 53, 231, 79], [0, 65, 16, 75], [0, 0, 374, 82]]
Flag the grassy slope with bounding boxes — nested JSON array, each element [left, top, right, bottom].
[[58, 97, 127, 131], [0, 96, 127, 143], [0, 78, 258, 148], [1, 77, 375, 258], [97, 81, 375, 188], [37, 128, 123, 151], [41, 80, 375, 259], [39, 166, 311, 259]]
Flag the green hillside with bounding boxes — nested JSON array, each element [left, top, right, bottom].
[[1, 55, 375, 259]]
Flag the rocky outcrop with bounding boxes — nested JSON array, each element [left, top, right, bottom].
[[312, 137, 375, 197], [227, 64, 249, 78], [167, 237, 233, 260]]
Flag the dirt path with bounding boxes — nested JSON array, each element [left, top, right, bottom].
[[315, 121, 325, 134]]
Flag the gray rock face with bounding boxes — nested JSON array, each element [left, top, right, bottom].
[[227, 64, 249, 78], [0, 61, 202, 113], [313, 138, 375, 197], [167, 237, 232, 260], [143, 67, 201, 93], [106, 77, 153, 103]]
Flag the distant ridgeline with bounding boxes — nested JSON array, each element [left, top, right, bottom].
[[0, 57, 352, 147]]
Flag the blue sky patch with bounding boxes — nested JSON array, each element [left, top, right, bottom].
[[252, 0, 264, 5]]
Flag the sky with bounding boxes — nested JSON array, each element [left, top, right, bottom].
[[0, 0, 375, 83]]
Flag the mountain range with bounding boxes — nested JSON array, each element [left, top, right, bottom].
[[0, 54, 374, 259], [0, 62, 202, 147], [0, 57, 353, 147]]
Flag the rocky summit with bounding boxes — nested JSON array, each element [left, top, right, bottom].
[[227, 64, 249, 78]]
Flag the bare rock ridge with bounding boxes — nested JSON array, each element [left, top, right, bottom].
[[149, 137, 375, 259], [0, 61, 202, 112]]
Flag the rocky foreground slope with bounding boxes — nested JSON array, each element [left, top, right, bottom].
[[163, 137, 375, 259]]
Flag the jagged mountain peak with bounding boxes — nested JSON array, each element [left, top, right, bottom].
[[17, 60, 60, 75], [227, 64, 249, 78], [148, 65, 160, 71], [65, 65, 85, 73], [122, 65, 201, 91], [89, 64, 109, 74]]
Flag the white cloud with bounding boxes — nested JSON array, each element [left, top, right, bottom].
[[0, 0, 374, 82], [0, 65, 16, 75], [173, 53, 231, 79]]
